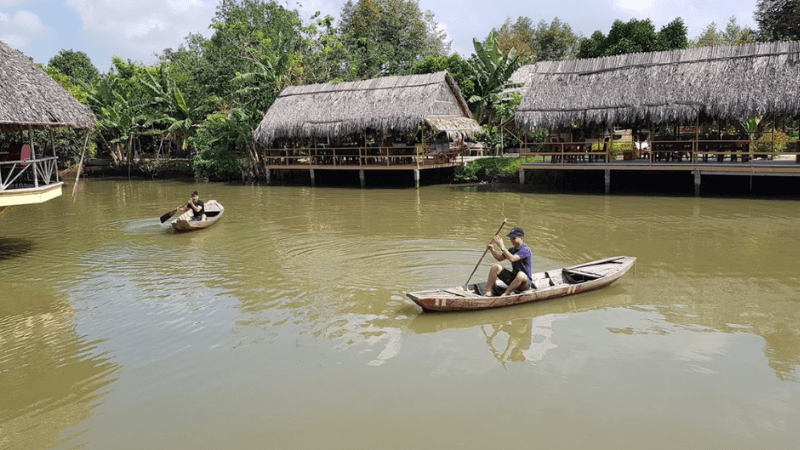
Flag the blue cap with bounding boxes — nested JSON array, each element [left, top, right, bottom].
[[506, 227, 524, 238]]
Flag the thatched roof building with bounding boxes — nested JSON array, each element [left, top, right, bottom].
[[514, 41, 800, 130], [0, 40, 96, 132], [254, 71, 481, 145]]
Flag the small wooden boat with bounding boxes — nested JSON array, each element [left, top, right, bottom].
[[171, 200, 224, 232], [406, 256, 636, 312]]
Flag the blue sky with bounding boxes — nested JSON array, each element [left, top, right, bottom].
[[1, 0, 758, 72]]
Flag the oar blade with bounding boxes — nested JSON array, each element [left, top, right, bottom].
[[160, 206, 182, 223]]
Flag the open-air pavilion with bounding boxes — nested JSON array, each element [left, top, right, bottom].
[[511, 41, 800, 194], [0, 40, 96, 214], [253, 71, 481, 188]]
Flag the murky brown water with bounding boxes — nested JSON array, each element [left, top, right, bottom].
[[1, 178, 799, 449]]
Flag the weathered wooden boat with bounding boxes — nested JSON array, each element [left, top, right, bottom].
[[406, 256, 636, 312], [171, 200, 224, 232]]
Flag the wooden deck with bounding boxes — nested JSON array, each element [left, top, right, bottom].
[[520, 158, 800, 176]]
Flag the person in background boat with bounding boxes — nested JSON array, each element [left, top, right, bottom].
[[484, 227, 532, 297], [187, 191, 206, 221]]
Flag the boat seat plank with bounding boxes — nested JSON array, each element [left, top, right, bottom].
[[565, 268, 604, 278]]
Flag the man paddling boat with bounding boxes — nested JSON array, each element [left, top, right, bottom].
[[187, 191, 206, 221], [484, 227, 532, 296]]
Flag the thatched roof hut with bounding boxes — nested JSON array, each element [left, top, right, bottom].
[[514, 41, 800, 130], [254, 71, 481, 145], [0, 40, 96, 132]]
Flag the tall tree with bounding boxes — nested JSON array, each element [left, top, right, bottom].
[[496, 17, 536, 58], [577, 17, 688, 58], [691, 17, 754, 47], [48, 49, 99, 84], [339, 0, 449, 79], [496, 17, 580, 61], [755, 0, 800, 41], [534, 18, 581, 61]]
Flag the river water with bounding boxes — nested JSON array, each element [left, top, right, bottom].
[[1, 178, 799, 449]]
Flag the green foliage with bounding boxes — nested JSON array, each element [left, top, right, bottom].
[[40, 64, 89, 104], [755, 0, 800, 41], [496, 17, 580, 62], [339, 0, 449, 78], [189, 110, 257, 179], [47, 49, 99, 84], [408, 54, 475, 106], [753, 130, 790, 154], [468, 30, 530, 125], [691, 17, 755, 47], [454, 156, 539, 183], [577, 17, 688, 58]]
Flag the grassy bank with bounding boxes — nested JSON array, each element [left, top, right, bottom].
[[454, 156, 543, 183]]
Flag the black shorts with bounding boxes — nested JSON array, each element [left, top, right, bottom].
[[498, 269, 530, 289]]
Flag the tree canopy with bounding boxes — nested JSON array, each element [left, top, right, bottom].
[[577, 17, 688, 58], [692, 17, 755, 47], [754, 0, 800, 41], [339, 0, 450, 78], [48, 49, 99, 84], [496, 17, 580, 62]]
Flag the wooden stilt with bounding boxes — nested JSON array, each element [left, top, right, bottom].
[[694, 170, 701, 196]]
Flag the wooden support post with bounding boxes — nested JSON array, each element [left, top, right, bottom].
[[694, 170, 701, 197], [413, 169, 420, 189], [310, 168, 315, 187], [266, 167, 271, 185], [519, 167, 525, 185], [50, 128, 58, 182], [360, 169, 365, 189], [28, 127, 38, 188], [608, 124, 614, 164], [604, 168, 610, 194]]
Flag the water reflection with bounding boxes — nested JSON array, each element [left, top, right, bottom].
[[0, 284, 120, 450], [0, 237, 34, 260]]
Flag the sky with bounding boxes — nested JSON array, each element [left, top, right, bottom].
[[1, 0, 759, 72]]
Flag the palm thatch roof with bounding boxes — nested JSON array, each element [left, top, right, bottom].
[[514, 41, 800, 130], [0, 40, 96, 132], [254, 71, 481, 145]]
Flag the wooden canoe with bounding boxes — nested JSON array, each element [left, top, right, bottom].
[[171, 200, 224, 232], [406, 256, 636, 312]]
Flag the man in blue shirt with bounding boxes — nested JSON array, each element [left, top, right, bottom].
[[484, 227, 532, 296]]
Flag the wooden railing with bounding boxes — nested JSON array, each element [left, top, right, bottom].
[[520, 138, 800, 166], [262, 145, 464, 168], [0, 156, 60, 191]]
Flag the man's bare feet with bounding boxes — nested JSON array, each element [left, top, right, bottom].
[[484, 291, 495, 297]]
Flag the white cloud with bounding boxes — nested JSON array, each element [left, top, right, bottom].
[[64, 0, 218, 63], [0, 10, 50, 49]]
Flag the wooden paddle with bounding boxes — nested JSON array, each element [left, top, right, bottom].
[[465, 218, 507, 285], [160, 205, 186, 223]]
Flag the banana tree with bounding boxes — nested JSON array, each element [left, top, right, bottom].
[[138, 66, 196, 152], [82, 76, 143, 164], [468, 30, 530, 125]]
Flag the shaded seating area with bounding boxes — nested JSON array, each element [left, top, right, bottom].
[[253, 71, 481, 187], [1, 39, 96, 208], [511, 41, 800, 169]]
